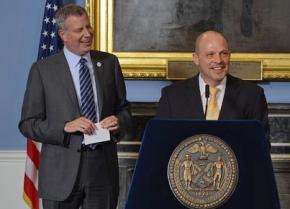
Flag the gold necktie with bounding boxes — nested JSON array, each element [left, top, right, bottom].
[[206, 87, 220, 120]]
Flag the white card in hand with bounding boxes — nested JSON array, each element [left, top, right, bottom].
[[84, 123, 110, 145]]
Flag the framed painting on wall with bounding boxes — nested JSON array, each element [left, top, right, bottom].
[[86, 0, 290, 80]]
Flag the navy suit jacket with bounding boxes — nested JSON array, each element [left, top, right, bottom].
[[157, 74, 270, 143]]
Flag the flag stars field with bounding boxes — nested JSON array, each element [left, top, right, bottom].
[[50, 32, 55, 38], [53, 5, 58, 11], [44, 17, 50, 24], [41, 44, 47, 50], [42, 31, 48, 37], [46, 3, 51, 10]]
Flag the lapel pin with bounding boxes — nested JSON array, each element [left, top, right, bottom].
[[96, 62, 102, 67]]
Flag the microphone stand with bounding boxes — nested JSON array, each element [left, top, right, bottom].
[[204, 84, 210, 118]]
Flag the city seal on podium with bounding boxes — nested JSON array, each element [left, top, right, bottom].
[[167, 134, 238, 209]]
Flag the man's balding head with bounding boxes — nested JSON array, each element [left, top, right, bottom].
[[194, 31, 229, 54], [192, 31, 230, 87]]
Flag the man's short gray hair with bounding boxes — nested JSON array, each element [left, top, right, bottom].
[[55, 4, 88, 30]]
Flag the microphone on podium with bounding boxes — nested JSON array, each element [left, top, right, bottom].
[[204, 84, 210, 118]]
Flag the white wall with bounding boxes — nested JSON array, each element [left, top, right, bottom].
[[0, 151, 27, 209]]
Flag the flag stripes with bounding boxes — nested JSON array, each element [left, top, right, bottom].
[[23, 1, 63, 208]]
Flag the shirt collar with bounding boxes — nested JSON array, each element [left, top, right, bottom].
[[63, 47, 92, 68], [199, 74, 227, 95]]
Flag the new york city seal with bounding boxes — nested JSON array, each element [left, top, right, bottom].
[[168, 134, 238, 209]]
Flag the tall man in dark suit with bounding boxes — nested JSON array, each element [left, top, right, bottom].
[[157, 31, 269, 144], [19, 4, 133, 209]]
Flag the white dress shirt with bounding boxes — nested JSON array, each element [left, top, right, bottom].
[[199, 74, 227, 114]]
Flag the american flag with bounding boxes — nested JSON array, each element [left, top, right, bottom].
[[23, 0, 63, 209]]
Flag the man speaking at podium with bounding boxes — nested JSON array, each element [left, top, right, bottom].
[[157, 31, 270, 144]]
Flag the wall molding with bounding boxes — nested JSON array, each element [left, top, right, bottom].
[[0, 150, 289, 161], [0, 150, 26, 162]]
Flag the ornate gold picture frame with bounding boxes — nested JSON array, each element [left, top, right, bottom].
[[86, 0, 290, 80]]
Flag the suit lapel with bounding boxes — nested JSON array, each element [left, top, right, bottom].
[[54, 52, 80, 113], [219, 75, 237, 120], [186, 75, 205, 119], [90, 51, 104, 118]]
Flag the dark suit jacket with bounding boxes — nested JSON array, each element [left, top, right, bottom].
[[19, 50, 133, 201], [157, 74, 270, 142]]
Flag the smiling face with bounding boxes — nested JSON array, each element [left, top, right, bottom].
[[59, 13, 93, 56], [193, 31, 230, 87]]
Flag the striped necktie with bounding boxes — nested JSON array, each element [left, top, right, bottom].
[[79, 57, 97, 122], [206, 87, 220, 120]]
